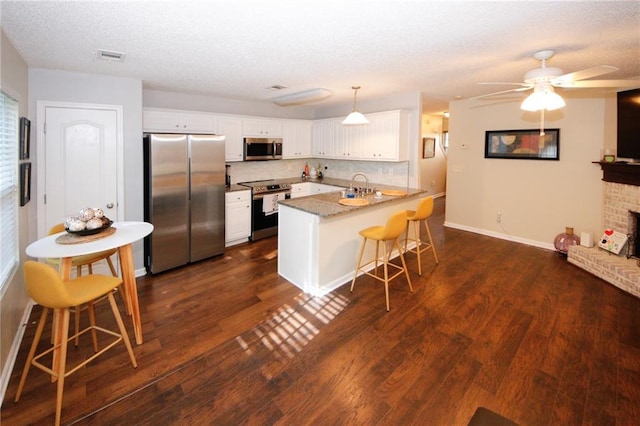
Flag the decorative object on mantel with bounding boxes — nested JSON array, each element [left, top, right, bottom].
[[598, 228, 628, 255], [602, 149, 616, 163], [554, 226, 580, 256]]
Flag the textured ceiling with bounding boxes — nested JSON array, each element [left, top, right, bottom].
[[1, 1, 639, 114]]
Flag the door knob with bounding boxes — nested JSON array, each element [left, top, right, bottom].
[[106, 202, 115, 209]]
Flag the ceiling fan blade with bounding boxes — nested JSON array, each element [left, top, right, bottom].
[[555, 79, 640, 88], [552, 65, 618, 85], [471, 86, 532, 100], [477, 82, 530, 87]]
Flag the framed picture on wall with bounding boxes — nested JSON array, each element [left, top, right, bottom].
[[20, 162, 31, 206], [19, 117, 31, 160], [422, 137, 436, 158], [485, 128, 560, 160]]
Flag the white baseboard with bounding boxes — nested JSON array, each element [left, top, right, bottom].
[[0, 299, 35, 404], [443, 221, 555, 252]]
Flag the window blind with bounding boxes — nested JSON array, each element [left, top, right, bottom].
[[0, 91, 19, 291]]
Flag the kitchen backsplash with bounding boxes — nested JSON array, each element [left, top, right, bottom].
[[227, 159, 410, 187]]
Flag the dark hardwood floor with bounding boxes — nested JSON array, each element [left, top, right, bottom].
[[3, 197, 640, 425]]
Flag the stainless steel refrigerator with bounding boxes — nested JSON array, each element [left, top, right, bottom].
[[144, 133, 226, 273]]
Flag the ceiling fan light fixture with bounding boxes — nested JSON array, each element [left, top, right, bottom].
[[343, 86, 369, 125], [521, 84, 566, 111]]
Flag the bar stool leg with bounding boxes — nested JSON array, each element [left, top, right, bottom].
[[54, 308, 70, 426], [382, 241, 390, 312], [351, 237, 368, 292], [395, 238, 413, 292], [423, 219, 439, 264], [15, 307, 49, 403]]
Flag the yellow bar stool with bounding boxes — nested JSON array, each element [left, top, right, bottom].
[[404, 196, 439, 276], [14, 261, 137, 426], [46, 223, 124, 346], [350, 210, 413, 311]]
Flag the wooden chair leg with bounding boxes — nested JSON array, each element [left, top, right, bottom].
[[106, 256, 117, 276], [54, 308, 70, 426], [413, 220, 423, 275], [15, 307, 49, 402], [107, 292, 137, 367], [395, 239, 413, 292], [74, 308, 81, 347], [382, 240, 390, 311], [423, 219, 439, 264], [88, 302, 99, 352], [351, 238, 368, 292]]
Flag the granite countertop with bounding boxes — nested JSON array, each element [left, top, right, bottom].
[[279, 185, 428, 218], [226, 184, 251, 193]]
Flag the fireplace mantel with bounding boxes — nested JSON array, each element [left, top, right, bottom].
[[595, 162, 640, 186]]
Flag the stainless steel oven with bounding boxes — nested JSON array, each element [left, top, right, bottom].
[[238, 180, 291, 240], [244, 137, 283, 160]]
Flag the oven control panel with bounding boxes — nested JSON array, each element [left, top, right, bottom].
[[253, 182, 291, 194]]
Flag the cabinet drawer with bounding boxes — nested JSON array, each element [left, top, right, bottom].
[[225, 190, 251, 203]]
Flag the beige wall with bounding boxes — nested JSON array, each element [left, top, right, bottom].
[[445, 93, 614, 249], [420, 113, 447, 196], [0, 30, 31, 398]]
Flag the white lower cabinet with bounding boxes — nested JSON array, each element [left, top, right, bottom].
[[225, 190, 251, 246], [291, 183, 311, 198]]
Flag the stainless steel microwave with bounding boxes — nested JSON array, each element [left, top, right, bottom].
[[244, 137, 283, 160]]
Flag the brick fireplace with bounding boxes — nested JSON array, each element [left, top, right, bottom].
[[568, 163, 640, 298]]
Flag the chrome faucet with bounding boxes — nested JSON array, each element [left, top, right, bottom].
[[351, 173, 369, 194]]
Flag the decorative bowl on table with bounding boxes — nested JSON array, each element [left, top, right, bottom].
[[64, 207, 113, 235]]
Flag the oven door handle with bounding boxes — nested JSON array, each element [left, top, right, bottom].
[[252, 191, 291, 200]]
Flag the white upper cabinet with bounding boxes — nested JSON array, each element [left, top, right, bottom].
[[282, 120, 312, 159], [312, 110, 408, 162], [360, 110, 409, 161], [313, 110, 409, 161], [242, 118, 283, 137], [218, 117, 244, 162], [143, 109, 216, 133]]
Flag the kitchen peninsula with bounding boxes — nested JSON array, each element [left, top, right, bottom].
[[278, 186, 428, 296]]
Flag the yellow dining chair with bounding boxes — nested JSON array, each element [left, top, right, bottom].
[[14, 261, 137, 426], [350, 210, 413, 311], [47, 223, 124, 345], [404, 197, 439, 275]]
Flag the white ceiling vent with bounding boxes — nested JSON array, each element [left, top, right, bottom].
[[96, 49, 126, 62]]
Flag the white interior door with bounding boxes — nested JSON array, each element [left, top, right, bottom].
[[39, 103, 122, 274]]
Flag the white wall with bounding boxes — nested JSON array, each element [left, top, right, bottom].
[[28, 69, 144, 263], [0, 29, 31, 401], [445, 94, 614, 249]]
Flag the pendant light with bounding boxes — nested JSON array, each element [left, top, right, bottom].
[[342, 86, 369, 125]]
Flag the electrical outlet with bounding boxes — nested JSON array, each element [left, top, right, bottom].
[[496, 211, 502, 223], [431, 180, 436, 187]]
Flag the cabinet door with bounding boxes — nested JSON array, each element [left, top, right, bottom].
[[283, 120, 312, 159], [218, 117, 244, 162], [143, 110, 183, 132], [225, 191, 251, 244], [243, 118, 283, 137], [181, 113, 216, 133], [312, 119, 335, 158], [143, 109, 216, 133], [370, 111, 408, 161], [291, 183, 311, 198]]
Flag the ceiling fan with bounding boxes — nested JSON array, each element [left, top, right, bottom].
[[474, 49, 640, 134]]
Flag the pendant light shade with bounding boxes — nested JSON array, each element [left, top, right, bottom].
[[521, 83, 566, 111], [343, 86, 369, 125]]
